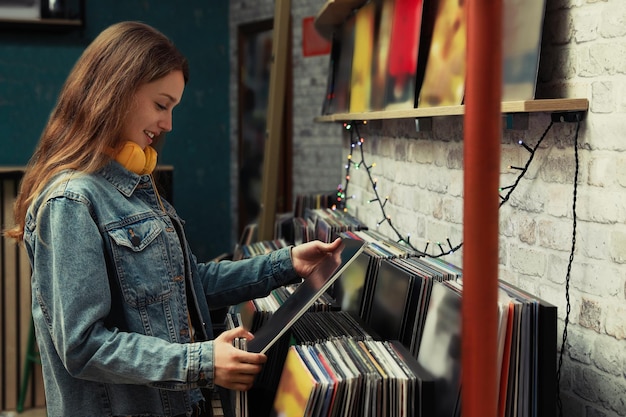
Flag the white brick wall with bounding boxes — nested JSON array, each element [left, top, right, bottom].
[[229, 0, 626, 415]]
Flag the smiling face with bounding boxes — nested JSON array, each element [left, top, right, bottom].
[[120, 70, 185, 150]]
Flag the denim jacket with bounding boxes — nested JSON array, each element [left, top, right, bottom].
[[23, 162, 299, 417]]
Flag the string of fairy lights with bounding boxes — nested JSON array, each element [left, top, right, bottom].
[[333, 118, 560, 259]]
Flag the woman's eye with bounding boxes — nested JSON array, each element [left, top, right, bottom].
[[156, 103, 167, 110]]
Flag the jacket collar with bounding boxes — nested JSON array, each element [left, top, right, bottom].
[[98, 161, 144, 198]]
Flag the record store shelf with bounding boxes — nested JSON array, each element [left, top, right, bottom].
[[314, 98, 589, 123]]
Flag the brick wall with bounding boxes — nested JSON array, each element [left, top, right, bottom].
[[228, 0, 343, 243], [229, 0, 626, 416]]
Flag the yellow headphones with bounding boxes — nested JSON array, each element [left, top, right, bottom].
[[114, 142, 158, 175]]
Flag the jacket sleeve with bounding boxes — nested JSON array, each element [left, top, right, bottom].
[[195, 247, 301, 309]]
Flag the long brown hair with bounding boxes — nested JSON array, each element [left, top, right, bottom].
[[5, 21, 189, 241]]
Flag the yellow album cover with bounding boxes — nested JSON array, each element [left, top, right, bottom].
[[271, 346, 318, 417], [349, 1, 376, 113]]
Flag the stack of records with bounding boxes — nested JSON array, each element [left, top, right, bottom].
[[366, 256, 461, 357], [292, 216, 315, 245], [226, 303, 293, 417], [293, 208, 368, 244], [327, 246, 375, 319], [270, 339, 436, 417], [352, 229, 421, 258], [226, 313, 249, 417], [224, 210, 556, 416], [496, 281, 557, 417], [226, 284, 340, 416], [274, 212, 297, 244], [332, 231, 461, 358], [225, 238, 367, 417], [293, 192, 337, 218], [414, 280, 463, 417], [291, 310, 378, 345], [411, 278, 557, 417], [233, 238, 289, 261]]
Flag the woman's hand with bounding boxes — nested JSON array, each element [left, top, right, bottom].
[[211, 239, 343, 390], [213, 326, 266, 391], [290, 238, 344, 279]]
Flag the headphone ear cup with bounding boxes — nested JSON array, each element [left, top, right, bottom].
[[114, 142, 158, 175], [142, 145, 158, 175], [115, 142, 147, 175]]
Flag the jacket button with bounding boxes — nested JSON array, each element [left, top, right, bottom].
[[173, 275, 184, 281], [180, 329, 189, 336]]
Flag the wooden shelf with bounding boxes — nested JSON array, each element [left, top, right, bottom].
[[0, 0, 85, 32], [314, 98, 589, 122], [0, 166, 26, 174], [0, 17, 83, 31]]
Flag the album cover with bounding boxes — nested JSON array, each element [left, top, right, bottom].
[[349, 0, 376, 112], [370, 0, 395, 111], [329, 250, 372, 316], [270, 346, 320, 417], [366, 259, 415, 343], [502, 0, 547, 101], [416, 281, 462, 417], [418, 0, 467, 107], [330, 14, 356, 113], [246, 238, 367, 354], [384, 0, 426, 110], [321, 34, 342, 115]]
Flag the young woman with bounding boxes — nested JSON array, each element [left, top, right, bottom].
[[5, 21, 342, 417]]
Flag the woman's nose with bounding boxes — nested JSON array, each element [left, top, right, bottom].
[[158, 113, 173, 132]]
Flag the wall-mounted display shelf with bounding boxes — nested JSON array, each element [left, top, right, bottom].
[[314, 98, 589, 123], [0, 0, 85, 32], [0, 17, 83, 31]]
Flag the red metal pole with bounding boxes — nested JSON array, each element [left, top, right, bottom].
[[463, 0, 502, 416]]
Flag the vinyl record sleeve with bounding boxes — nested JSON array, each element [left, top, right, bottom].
[[246, 238, 367, 353], [271, 346, 319, 417], [416, 281, 462, 417], [331, 251, 371, 316], [367, 259, 415, 343]]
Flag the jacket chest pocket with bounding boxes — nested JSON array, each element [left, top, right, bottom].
[[107, 218, 175, 307]]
